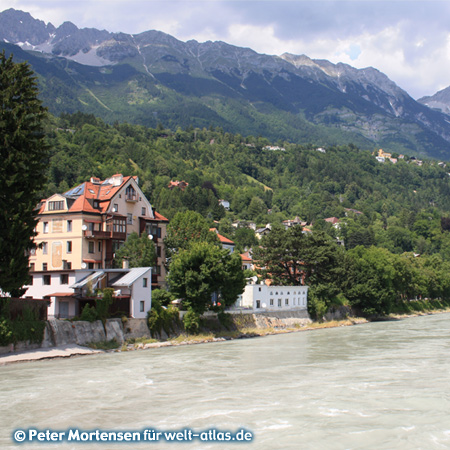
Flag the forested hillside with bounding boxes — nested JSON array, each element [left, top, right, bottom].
[[45, 112, 450, 261]]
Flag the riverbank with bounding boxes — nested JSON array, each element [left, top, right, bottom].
[[2, 307, 450, 365]]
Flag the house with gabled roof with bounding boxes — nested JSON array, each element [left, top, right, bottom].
[[210, 228, 235, 253], [25, 174, 168, 316]]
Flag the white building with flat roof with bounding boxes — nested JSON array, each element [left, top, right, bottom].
[[233, 282, 308, 312]]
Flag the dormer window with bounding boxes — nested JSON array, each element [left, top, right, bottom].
[[48, 200, 64, 211]]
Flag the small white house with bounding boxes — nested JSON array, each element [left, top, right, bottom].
[[23, 267, 152, 319], [233, 282, 308, 312]]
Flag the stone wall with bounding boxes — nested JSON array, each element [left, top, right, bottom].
[[0, 309, 313, 355]]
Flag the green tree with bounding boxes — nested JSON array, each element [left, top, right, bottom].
[[164, 210, 219, 260], [253, 225, 307, 285], [0, 53, 49, 296], [167, 241, 246, 315], [114, 232, 156, 268]]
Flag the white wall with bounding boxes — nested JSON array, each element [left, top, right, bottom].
[[237, 284, 308, 311], [129, 270, 152, 319]]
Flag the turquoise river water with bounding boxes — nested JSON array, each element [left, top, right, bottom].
[[2, 313, 450, 450]]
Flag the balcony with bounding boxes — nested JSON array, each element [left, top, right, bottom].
[[84, 230, 126, 240], [125, 193, 137, 202], [83, 230, 110, 240]]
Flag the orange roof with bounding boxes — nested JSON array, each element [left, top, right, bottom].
[[38, 174, 153, 217], [240, 251, 252, 262], [210, 228, 235, 245]]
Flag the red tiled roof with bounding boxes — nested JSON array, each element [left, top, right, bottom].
[[210, 228, 235, 245], [240, 251, 252, 262]]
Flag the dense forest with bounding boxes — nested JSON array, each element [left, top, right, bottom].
[[42, 112, 450, 317], [45, 112, 450, 257]]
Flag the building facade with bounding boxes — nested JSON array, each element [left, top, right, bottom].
[[24, 174, 168, 318], [233, 282, 308, 312], [28, 174, 168, 287]]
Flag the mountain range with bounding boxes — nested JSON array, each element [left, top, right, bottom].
[[2, 8, 450, 159]]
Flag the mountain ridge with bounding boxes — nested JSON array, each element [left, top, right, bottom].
[[2, 8, 450, 159]]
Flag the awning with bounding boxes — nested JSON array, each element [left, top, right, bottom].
[[82, 259, 102, 264]]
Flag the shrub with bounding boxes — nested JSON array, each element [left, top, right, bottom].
[[147, 300, 180, 338], [9, 306, 46, 344], [0, 317, 13, 346], [80, 304, 98, 322], [96, 288, 114, 322], [183, 308, 200, 334]]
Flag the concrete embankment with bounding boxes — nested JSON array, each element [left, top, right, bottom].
[[0, 309, 313, 356]]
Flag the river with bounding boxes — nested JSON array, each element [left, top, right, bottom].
[[2, 313, 450, 450]]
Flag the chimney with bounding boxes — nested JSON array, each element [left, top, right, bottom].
[[122, 259, 129, 269]]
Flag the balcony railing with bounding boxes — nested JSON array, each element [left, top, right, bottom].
[[84, 230, 126, 240], [125, 193, 137, 202]]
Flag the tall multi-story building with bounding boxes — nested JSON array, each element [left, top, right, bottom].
[[25, 174, 168, 318]]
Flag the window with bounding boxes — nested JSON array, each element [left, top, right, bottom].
[[42, 242, 48, 254], [60, 274, 69, 285], [140, 301, 145, 312], [66, 241, 72, 253], [48, 200, 64, 211], [43, 222, 49, 233], [29, 276, 33, 285], [42, 263, 47, 271], [143, 278, 148, 288], [155, 265, 161, 275], [43, 275, 51, 285], [142, 207, 146, 216], [98, 241, 102, 252], [67, 220, 72, 232], [278, 299, 282, 307], [125, 185, 137, 201], [63, 260, 72, 270], [256, 300, 261, 309], [156, 246, 161, 258], [270, 299, 274, 306], [88, 241, 94, 253], [285, 299, 289, 305], [113, 203, 119, 212], [88, 263, 94, 269], [127, 213, 133, 224], [112, 218, 126, 233], [30, 263, 35, 272], [258, 287, 262, 292]]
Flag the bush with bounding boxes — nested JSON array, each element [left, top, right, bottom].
[[96, 288, 114, 322], [0, 317, 13, 346], [183, 308, 200, 334], [147, 300, 180, 338], [152, 289, 175, 307], [307, 296, 327, 321], [9, 306, 46, 344], [80, 304, 98, 322]]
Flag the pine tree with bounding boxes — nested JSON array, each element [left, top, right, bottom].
[[0, 52, 48, 297]]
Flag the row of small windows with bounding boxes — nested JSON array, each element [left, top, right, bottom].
[[255, 298, 307, 309], [270, 291, 306, 296]]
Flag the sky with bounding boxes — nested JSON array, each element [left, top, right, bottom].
[[1, 0, 450, 99]]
